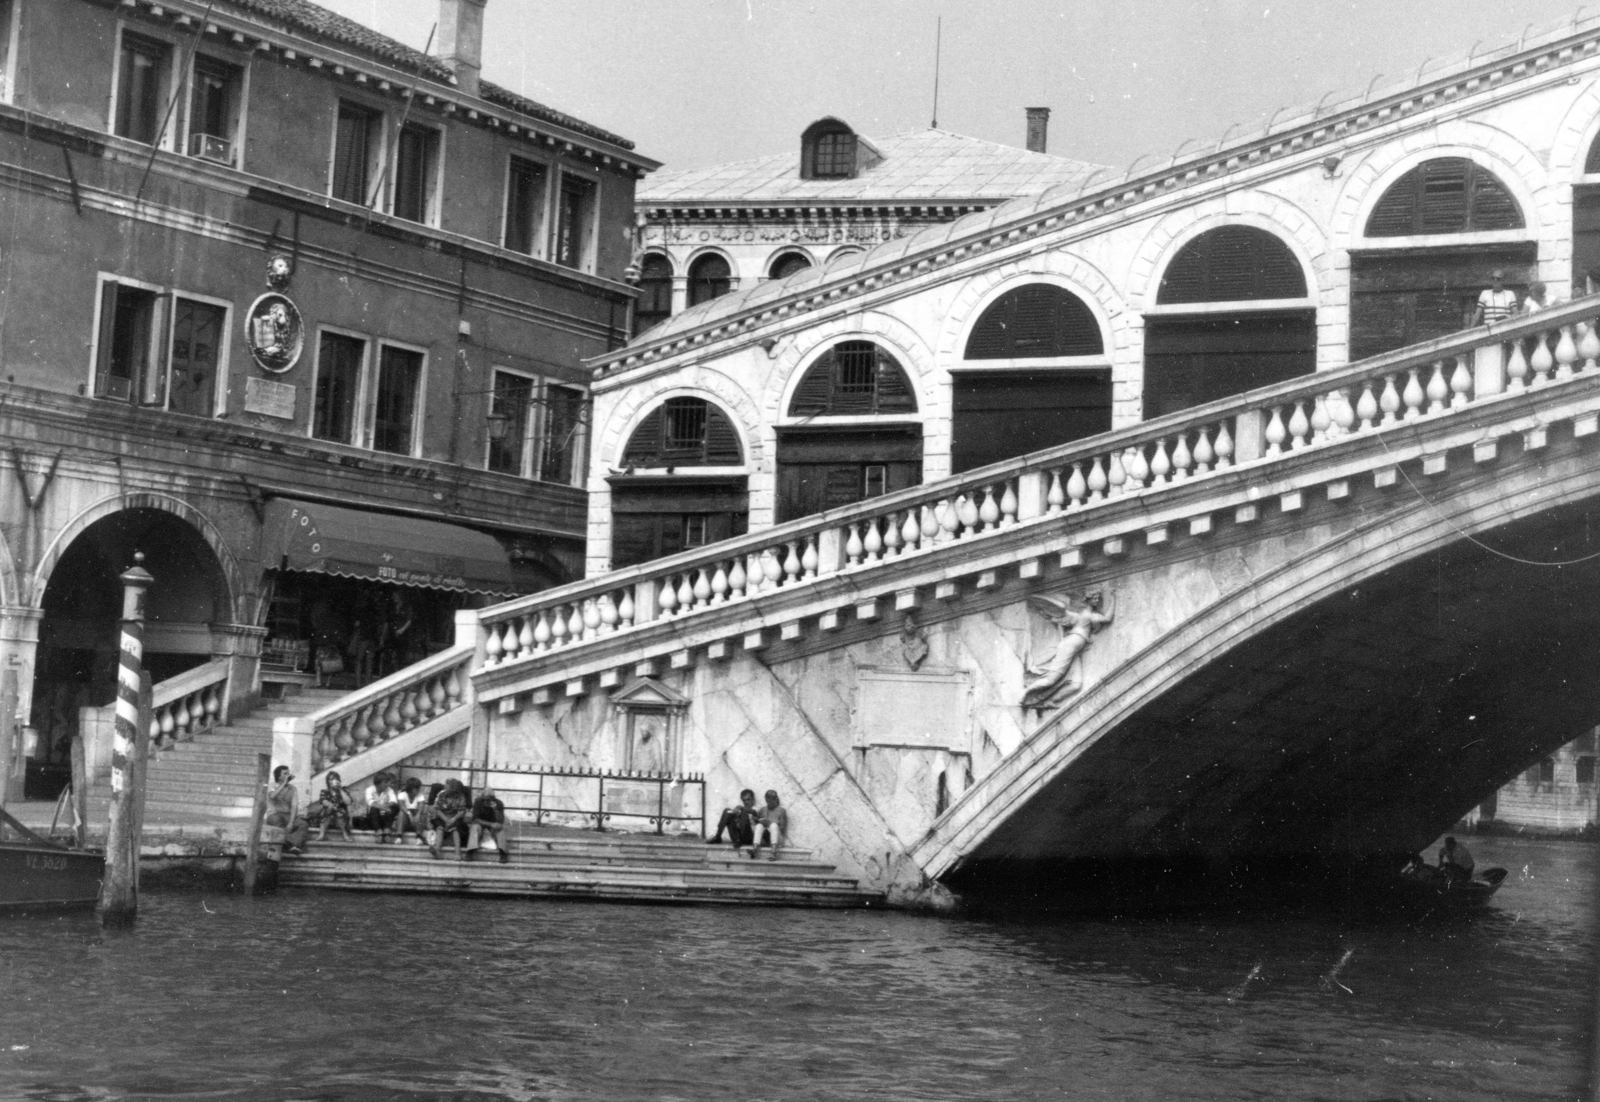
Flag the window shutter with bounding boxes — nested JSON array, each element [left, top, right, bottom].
[[1366, 168, 1420, 237], [789, 351, 835, 416], [1469, 166, 1522, 230], [1158, 227, 1306, 303], [622, 408, 664, 465], [874, 350, 917, 413], [965, 285, 1104, 357], [1366, 159, 1524, 236], [703, 407, 743, 464], [1418, 158, 1468, 234]]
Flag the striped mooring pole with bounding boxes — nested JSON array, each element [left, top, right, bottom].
[[98, 552, 153, 926]]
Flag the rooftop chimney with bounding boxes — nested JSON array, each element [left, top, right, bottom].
[[1025, 107, 1050, 154], [438, 0, 487, 98]]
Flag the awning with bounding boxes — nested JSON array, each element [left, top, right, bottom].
[[261, 499, 516, 596]]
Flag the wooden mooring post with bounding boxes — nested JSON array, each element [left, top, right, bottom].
[[242, 753, 271, 894], [98, 554, 152, 926]]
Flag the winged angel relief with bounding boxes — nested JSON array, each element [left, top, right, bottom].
[[1021, 591, 1115, 709]]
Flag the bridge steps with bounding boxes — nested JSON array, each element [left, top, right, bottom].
[[276, 833, 882, 908]]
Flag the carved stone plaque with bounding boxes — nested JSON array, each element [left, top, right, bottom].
[[244, 376, 296, 420]]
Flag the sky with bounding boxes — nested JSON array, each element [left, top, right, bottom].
[[318, 1, 1591, 173]]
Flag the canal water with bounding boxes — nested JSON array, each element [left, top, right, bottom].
[[0, 835, 1592, 1101]]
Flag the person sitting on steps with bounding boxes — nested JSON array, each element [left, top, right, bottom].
[[707, 789, 758, 854], [310, 772, 354, 842], [365, 772, 400, 844], [428, 778, 471, 860], [466, 787, 510, 863], [394, 777, 429, 845], [750, 789, 788, 862]]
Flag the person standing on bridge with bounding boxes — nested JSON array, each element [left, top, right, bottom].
[[1473, 270, 1518, 326], [1439, 836, 1475, 884]]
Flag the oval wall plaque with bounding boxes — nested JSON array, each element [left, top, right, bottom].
[[244, 292, 304, 373]]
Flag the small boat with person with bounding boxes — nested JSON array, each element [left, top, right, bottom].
[[1393, 851, 1508, 911], [0, 805, 104, 913]]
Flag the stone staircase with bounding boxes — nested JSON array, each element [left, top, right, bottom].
[[134, 688, 348, 821], [277, 828, 883, 908]]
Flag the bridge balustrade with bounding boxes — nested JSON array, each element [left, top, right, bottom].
[[474, 296, 1600, 684]]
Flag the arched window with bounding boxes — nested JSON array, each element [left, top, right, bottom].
[[1364, 158, 1524, 237], [801, 119, 857, 180], [687, 254, 731, 307], [621, 397, 743, 467], [633, 253, 674, 336], [965, 284, 1103, 358], [788, 341, 917, 416], [768, 251, 813, 280], [826, 246, 865, 268], [1157, 226, 1307, 304], [1145, 226, 1315, 419]]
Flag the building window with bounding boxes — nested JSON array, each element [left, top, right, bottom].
[[966, 285, 1104, 359], [787, 341, 918, 417], [115, 32, 170, 146], [504, 156, 547, 255], [1578, 756, 1595, 785], [392, 123, 439, 225], [312, 332, 366, 444], [1365, 158, 1524, 237], [621, 397, 743, 467], [484, 370, 586, 484], [769, 251, 813, 280], [332, 101, 378, 205], [540, 383, 587, 486], [1540, 757, 1556, 785], [687, 254, 731, 307], [553, 174, 597, 269], [801, 119, 857, 180], [167, 298, 225, 416], [187, 56, 242, 165], [634, 253, 674, 335], [372, 346, 423, 455], [486, 370, 535, 476], [1157, 227, 1308, 305]]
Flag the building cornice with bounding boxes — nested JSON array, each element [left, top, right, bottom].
[[594, 19, 1600, 381]]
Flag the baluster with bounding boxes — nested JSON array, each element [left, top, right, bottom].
[[693, 568, 712, 606], [1086, 457, 1108, 501], [673, 573, 693, 610], [1146, 439, 1168, 485], [711, 563, 729, 603], [599, 593, 618, 633], [429, 675, 447, 716], [444, 666, 463, 706], [533, 610, 552, 650], [999, 481, 1018, 527], [1449, 355, 1472, 409], [1580, 322, 1600, 372], [728, 556, 748, 597], [202, 685, 221, 729], [1332, 389, 1355, 437], [1288, 401, 1310, 449], [1046, 469, 1066, 513], [1066, 462, 1088, 508], [784, 540, 803, 580], [174, 696, 193, 738], [882, 515, 902, 557], [1379, 374, 1401, 424], [618, 588, 637, 627], [1310, 395, 1330, 444], [383, 693, 404, 737], [1402, 368, 1425, 420], [1264, 406, 1287, 457], [1356, 382, 1378, 431], [564, 604, 583, 642], [414, 681, 436, 723], [1425, 361, 1448, 415], [863, 519, 884, 561], [656, 577, 678, 617], [845, 524, 864, 566], [517, 615, 535, 657], [1193, 428, 1214, 474], [1171, 433, 1192, 480], [1107, 451, 1127, 498], [149, 712, 163, 748], [802, 537, 820, 576], [1125, 445, 1149, 490], [762, 548, 784, 590], [159, 705, 177, 745], [1214, 420, 1234, 469], [1531, 331, 1553, 386], [484, 620, 504, 665], [1507, 338, 1529, 392], [583, 598, 601, 639], [957, 493, 980, 536], [551, 601, 572, 642], [366, 702, 386, 742], [939, 498, 961, 542], [900, 510, 921, 552], [1556, 325, 1579, 380], [978, 486, 1000, 530], [748, 552, 765, 593], [920, 504, 939, 548], [399, 688, 420, 730]]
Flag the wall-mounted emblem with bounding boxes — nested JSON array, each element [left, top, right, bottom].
[[245, 292, 303, 373], [266, 253, 294, 290]]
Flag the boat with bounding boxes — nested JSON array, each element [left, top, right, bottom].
[[0, 806, 104, 912], [1392, 859, 1508, 911]]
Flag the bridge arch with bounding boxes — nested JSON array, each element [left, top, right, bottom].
[[912, 440, 1600, 882]]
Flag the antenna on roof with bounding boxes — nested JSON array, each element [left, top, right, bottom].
[[931, 17, 942, 129]]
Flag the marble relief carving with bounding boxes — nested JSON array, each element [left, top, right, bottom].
[[1020, 591, 1115, 710]]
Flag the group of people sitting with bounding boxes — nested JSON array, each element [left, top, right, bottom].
[[706, 788, 789, 860], [264, 766, 509, 862]]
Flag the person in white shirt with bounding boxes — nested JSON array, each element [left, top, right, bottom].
[[365, 772, 400, 843], [394, 776, 430, 845], [1473, 270, 1518, 325], [1522, 281, 1549, 315]]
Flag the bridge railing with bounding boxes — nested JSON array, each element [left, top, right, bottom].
[[477, 295, 1600, 672]]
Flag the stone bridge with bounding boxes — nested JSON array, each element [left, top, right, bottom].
[[284, 298, 1600, 906]]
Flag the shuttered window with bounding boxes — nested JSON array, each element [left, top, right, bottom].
[[769, 251, 813, 280], [688, 254, 731, 307], [950, 370, 1111, 472], [788, 342, 918, 416], [1157, 227, 1307, 304], [1365, 158, 1524, 237], [621, 398, 743, 466], [965, 285, 1103, 358]]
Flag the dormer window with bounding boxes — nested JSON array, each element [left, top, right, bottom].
[[801, 119, 858, 180]]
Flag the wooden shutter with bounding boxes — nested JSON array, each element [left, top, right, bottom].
[[874, 350, 917, 413], [1366, 159, 1524, 236], [965, 285, 1104, 357], [94, 282, 123, 399], [1158, 227, 1307, 304], [622, 407, 664, 465], [703, 406, 743, 464], [788, 351, 834, 415]]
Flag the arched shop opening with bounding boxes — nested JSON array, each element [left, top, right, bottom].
[[953, 283, 1109, 472], [1143, 225, 1316, 419], [777, 341, 920, 522], [29, 507, 230, 795], [258, 500, 516, 690], [1350, 157, 1530, 359], [609, 397, 748, 568]]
